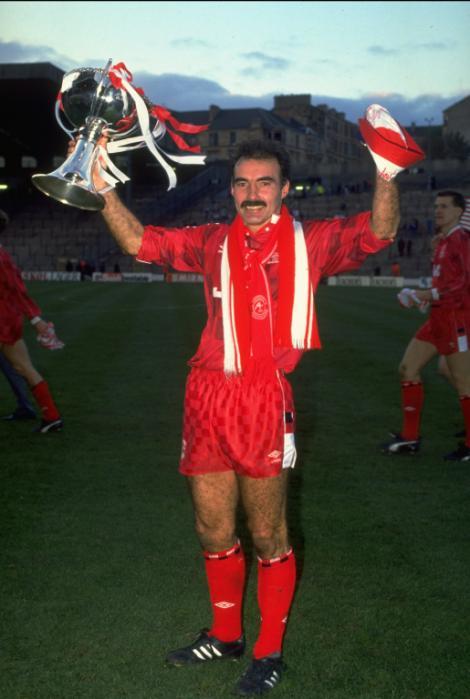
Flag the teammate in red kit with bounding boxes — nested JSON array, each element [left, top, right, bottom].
[[382, 190, 470, 461], [93, 104, 422, 695], [0, 218, 64, 433]]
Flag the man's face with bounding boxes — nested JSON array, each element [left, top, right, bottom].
[[231, 157, 290, 232], [434, 196, 463, 233]]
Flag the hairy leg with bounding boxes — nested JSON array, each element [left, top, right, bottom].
[[238, 470, 290, 559], [187, 470, 240, 552], [399, 338, 438, 381], [1, 339, 42, 387], [437, 355, 456, 387], [187, 471, 245, 643], [445, 350, 470, 395]]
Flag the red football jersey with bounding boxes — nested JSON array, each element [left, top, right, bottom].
[[136, 212, 390, 372], [0, 246, 41, 344], [431, 225, 470, 310]]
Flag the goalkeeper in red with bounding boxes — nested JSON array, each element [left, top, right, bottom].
[[93, 104, 422, 695], [382, 190, 470, 461], [0, 219, 64, 433]]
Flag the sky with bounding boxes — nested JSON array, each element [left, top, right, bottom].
[[1, 0, 469, 125]]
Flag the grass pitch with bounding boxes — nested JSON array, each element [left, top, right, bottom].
[[1, 282, 469, 699]]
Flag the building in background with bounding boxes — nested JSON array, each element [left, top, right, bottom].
[[443, 95, 470, 145], [0, 62, 468, 199]]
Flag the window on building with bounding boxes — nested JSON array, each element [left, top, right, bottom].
[[209, 132, 219, 146], [21, 156, 37, 169], [273, 131, 282, 142], [230, 131, 237, 145]]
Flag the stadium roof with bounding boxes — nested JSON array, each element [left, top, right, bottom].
[[0, 62, 64, 82], [173, 106, 306, 133]]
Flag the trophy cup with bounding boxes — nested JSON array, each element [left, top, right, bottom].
[[32, 59, 208, 211]]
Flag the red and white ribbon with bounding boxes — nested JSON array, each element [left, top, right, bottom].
[[55, 61, 208, 191], [106, 62, 207, 190]]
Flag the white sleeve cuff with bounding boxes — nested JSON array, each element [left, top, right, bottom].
[[431, 288, 440, 301], [30, 316, 42, 325]]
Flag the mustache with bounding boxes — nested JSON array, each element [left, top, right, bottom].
[[241, 200, 266, 208]]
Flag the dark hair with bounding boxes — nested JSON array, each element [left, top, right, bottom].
[[231, 140, 291, 184], [436, 190, 466, 212]]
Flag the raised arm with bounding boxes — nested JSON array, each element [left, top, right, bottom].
[[370, 175, 400, 240], [100, 189, 144, 257], [67, 135, 145, 256], [358, 104, 425, 242]]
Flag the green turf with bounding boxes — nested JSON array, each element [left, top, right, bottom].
[[1, 282, 469, 698]]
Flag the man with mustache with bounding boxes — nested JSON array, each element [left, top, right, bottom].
[[94, 105, 422, 695], [382, 190, 470, 461]]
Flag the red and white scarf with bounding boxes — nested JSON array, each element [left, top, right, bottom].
[[221, 205, 321, 375]]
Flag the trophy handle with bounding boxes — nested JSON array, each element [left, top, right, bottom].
[[32, 118, 107, 211]]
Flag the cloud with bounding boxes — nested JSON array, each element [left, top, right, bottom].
[[368, 41, 450, 57], [0, 39, 75, 69], [170, 38, 212, 49], [368, 45, 399, 56], [134, 72, 465, 126], [409, 41, 449, 51], [313, 91, 467, 126], [0, 40, 466, 125], [240, 51, 291, 73], [133, 71, 232, 110]]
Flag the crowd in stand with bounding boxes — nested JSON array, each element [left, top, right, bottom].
[[0, 179, 467, 277]]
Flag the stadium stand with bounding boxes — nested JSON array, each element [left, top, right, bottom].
[[1, 181, 468, 277]]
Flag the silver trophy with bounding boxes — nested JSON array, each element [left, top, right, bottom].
[[32, 60, 140, 211], [32, 59, 207, 211]]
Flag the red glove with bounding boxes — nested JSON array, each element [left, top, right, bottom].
[[359, 104, 425, 181], [37, 322, 65, 350]]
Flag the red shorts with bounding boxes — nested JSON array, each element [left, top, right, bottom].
[[415, 307, 470, 355], [179, 367, 296, 478], [0, 310, 23, 345]]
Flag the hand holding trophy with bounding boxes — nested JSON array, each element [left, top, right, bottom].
[[32, 59, 208, 211]]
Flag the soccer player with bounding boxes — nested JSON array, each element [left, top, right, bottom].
[[0, 220, 64, 433], [92, 105, 422, 695], [382, 191, 470, 461]]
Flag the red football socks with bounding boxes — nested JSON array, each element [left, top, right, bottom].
[[459, 395, 470, 447], [204, 541, 246, 642], [253, 548, 296, 659], [31, 380, 61, 422], [401, 380, 424, 440]]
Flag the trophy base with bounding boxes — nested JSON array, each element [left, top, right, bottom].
[[32, 174, 105, 211]]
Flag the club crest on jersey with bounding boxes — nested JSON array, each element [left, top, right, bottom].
[[251, 294, 269, 320], [267, 251, 280, 264]]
